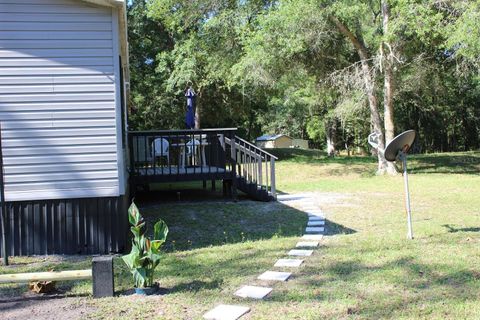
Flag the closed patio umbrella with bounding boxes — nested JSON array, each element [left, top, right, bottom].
[[185, 87, 196, 129]]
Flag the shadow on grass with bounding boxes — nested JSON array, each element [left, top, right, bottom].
[[168, 279, 223, 294], [138, 196, 356, 252], [322, 256, 480, 317], [0, 280, 90, 300], [269, 148, 479, 175], [442, 224, 480, 233], [408, 153, 480, 175], [273, 255, 480, 317], [324, 221, 356, 236], [268, 148, 376, 165]]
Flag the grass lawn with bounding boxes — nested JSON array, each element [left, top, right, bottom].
[[1, 149, 479, 319]]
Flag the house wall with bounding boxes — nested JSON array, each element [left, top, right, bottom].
[[0, 0, 128, 256], [274, 136, 293, 148], [292, 139, 309, 149], [0, 195, 128, 256], [256, 140, 276, 149], [0, 0, 125, 202]]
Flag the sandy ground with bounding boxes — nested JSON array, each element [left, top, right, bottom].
[[0, 293, 93, 320], [0, 192, 347, 319]]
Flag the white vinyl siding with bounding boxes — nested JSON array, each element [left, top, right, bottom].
[[0, 0, 124, 201]]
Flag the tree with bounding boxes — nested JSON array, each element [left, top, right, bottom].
[[126, 0, 480, 158]]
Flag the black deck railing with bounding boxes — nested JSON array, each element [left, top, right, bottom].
[[128, 128, 238, 186], [225, 136, 277, 199]]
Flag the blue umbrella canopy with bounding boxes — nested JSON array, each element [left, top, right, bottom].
[[185, 87, 196, 129]]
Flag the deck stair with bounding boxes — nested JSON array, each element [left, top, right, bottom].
[[226, 136, 277, 201]]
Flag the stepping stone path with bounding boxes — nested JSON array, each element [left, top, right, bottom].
[[258, 270, 292, 281], [203, 305, 250, 320], [308, 213, 325, 218], [302, 234, 324, 240], [296, 241, 319, 248], [288, 249, 313, 256], [274, 258, 304, 267], [234, 285, 272, 299], [308, 221, 325, 226], [305, 227, 325, 233], [203, 193, 326, 320]]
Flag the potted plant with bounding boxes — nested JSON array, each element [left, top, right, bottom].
[[122, 201, 168, 295]]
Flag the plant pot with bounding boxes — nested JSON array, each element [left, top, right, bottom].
[[135, 283, 159, 295]]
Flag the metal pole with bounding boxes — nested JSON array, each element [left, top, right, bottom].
[[0, 122, 8, 264], [402, 152, 414, 240]]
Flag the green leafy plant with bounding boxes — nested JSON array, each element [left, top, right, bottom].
[[122, 201, 168, 288]]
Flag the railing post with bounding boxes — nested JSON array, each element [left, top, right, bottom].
[[230, 133, 237, 201], [258, 154, 263, 187], [270, 157, 276, 199], [127, 133, 135, 201]]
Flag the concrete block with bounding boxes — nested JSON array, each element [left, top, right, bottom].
[[92, 256, 114, 298]]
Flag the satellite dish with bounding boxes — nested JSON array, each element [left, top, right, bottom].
[[367, 132, 380, 150], [384, 130, 416, 161], [384, 130, 417, 240]]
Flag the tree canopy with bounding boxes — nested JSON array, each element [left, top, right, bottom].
[[127, 0, 480, 171]]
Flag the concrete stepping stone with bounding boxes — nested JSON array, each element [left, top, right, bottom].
[[274, 258, 304, 267], [307, 213, 324, 218], [276, 194, 311, 201], [307, 210, 324, 215], [308, 216, 325, 221], [308, 221, 325, 226], [258, 271, 292, 281], [296, 241, 319, 248], [302, 206, 318, 211], [305, 227, 324, 233], [234, 285, 272, 299], [288, 249, 313, 257], [302, 234, 324, 240], [203, 304, 250, 320]]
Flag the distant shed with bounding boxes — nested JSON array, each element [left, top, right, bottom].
[[292, 139, 309, 149], [0, 0, 129, 256], [256, 134, 293, 149], [256, 134, 309, 149]]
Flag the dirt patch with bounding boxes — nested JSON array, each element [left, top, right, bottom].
[[0, 294, 94, 320]]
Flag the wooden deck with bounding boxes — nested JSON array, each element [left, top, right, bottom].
[[128, 129, 237, 187], [128, 128, 277, 201], [138, 166, 227, 176]]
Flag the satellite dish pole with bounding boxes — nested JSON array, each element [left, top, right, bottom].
[[398, 147, 413, 239], [369, 130, 416, 240]]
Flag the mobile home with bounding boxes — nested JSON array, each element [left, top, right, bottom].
[[0, 0, 129, 255]]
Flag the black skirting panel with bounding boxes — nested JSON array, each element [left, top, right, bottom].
[[0, 196, 128, 256]]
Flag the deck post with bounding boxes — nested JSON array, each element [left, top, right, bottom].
[[229, 132, 238, 201], [127, 133, 136, 201]]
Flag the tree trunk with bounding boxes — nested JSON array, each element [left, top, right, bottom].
[[330, 16, 389, 173], [195, 97, 201, 129], [326, 119, 336, 156], [382, 1, 395, 144], [381, 2, 397, 174]]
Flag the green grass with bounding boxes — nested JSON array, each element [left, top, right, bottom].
[[1, 150, 479, 319]]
